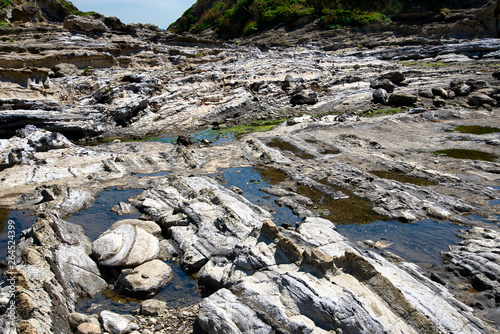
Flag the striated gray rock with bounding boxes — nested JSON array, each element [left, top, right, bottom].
[[117, 259, 173, 297], [0, 125, 73, 170], [100, 310, 138, 334], [109, 219, 161, 237], [6, 215, 106, 333], [441, 226, 500, 328], [132, 175, 273, 274], [198, 288, 273, 334], [197, 217, 491, 334], [92, 224, 159, 267]]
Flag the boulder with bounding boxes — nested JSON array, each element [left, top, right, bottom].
[[63, 15, 109, 34], [69, 313, 92, 331], [52, 63, 80, 78], [110, 202, 137, 216], [379, 71, 405, 84], [388, 92, 418, 106], [370, 79, 396, 93], [176, 134, 193, 146], [76, 322, 102, 334], [372, 88, 388, 104], [92, 224, 159, 267], [117, 259, 173, 297], [140, 299, 167, 316], [419, 88, 434, 98], [290, 90, 318, 106], [433, 97, 446, 107], [468, 93, 497, 107], [432, 87, 449, 99], [100, 310, 138, 334]]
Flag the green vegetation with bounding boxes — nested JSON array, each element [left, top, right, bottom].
[[218, 119, 286, 135], [169, 0, 453, 37], [364, 107, 404, 117], [400, 61, 449, 67], [431, 149, 498, 162]]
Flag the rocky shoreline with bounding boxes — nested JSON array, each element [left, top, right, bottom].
[[1, 5, 500, 334]]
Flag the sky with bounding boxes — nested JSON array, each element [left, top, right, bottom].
[[70, 0, 196, 30]]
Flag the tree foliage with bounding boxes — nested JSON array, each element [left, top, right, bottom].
[[169, 0, 455, 37]]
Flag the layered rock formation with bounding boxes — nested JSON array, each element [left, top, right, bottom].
[[0, 1, 499, 333]]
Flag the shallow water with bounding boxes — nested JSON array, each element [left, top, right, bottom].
[[77, 260, 200, 315], [215, 167, 301, 227], [370, 170, 437, 186], [66, 187, 143, 240], [66, 187, 201, 313], [0, 209, 37, 281], [217, 167, 469, 267], [432, 149, 498, 162], [336, 219, 466, 265], [266, 138, 315, 159], [444, 125, 500, 135]]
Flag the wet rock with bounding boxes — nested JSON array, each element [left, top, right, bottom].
[[372, 88, 388, 104], [92, 224, 159, 267], [111, 201, 136, 215], [388, 91, 418, 106], [52, 63, 80, 78], [117, 259, 173, 297], [100, 310, 138, 334], [140, 299, 167, 316], [419, 88, 434, 98], [290, 90, 318, 106], [229, 185, 243, 195], [176, 134, 193, 146]]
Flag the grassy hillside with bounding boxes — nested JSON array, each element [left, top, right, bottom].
[[168, 0, 460, 37]]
